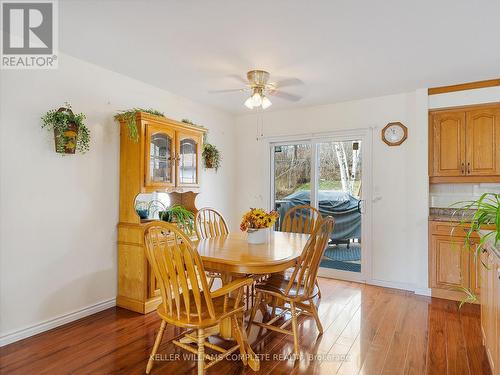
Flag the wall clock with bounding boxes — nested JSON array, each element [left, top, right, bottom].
[[381, 122, 407, 146]]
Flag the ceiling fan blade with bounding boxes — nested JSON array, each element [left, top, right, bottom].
[[272, 78, 304, 88], [208, 88, 245, 94], [227, 74, 249, 84], [268, 90, 302, 102]]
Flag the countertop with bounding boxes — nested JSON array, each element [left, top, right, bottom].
[[428, 207, 474, 223], [429, 207, 499, 258]]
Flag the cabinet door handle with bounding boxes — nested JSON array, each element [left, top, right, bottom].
[[461, 162, 465, 175], [467, 162, 471, 174]]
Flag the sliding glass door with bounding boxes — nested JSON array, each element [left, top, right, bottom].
[[271, 133, 368, 281], [316, 140, 362, 275]]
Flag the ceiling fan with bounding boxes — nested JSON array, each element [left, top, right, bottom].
[[209, 70, 303, 110]]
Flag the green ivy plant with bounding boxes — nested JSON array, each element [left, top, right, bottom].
[[181, 118, 207, 133], [182, 119, 221, 171], [41, 103, 90, 154], [159, 204, 195, 235], [114, 108, 165, 142], [202, 143, 222, 171]]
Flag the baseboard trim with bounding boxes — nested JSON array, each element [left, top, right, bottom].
[[0, 298, 116, 347], [367, 279, 416, 292], [319, 275, 432, 296], [414, 287, 432, 297]]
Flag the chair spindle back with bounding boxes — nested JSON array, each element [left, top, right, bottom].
[[144, 221, 215, 323], [285, 216, 334, 298], [195, 208, 229, 240], [281, 205, 322, 234]]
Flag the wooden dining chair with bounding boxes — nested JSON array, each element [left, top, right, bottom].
[[247, 216, 335, 358], [143, 221, 254, 375], [280, 204, 324, 298], [194, 208, 229, 289], [194, 207, 229, 239]]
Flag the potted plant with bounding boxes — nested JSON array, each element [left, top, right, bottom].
[[202, 143, 222, 171], [159, 204, 195, 234], [134, 200, 150, 220], [453, 192, 499, 305], [114, 108, 165, 142], [240, 208, 279, 244], [41, 103, 89, 154]]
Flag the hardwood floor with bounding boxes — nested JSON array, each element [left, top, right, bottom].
[[0, 279, 491, 375]]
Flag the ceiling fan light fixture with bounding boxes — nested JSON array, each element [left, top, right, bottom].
[[251, 91, 262, 106], [244, 96, 254, 109], [261, 96, 272, 109]]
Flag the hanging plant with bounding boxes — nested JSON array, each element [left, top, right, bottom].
[[202, 143, 221, 171], [114, 108, 165, 142], [181, 119, 220, 171], [41, 103, 90, 154]]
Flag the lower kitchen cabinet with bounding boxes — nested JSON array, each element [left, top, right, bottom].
[[429, 220, 480, 302], [480, 246, 500, 374]]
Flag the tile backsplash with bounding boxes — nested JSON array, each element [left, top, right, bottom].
[[429, 183, 500, 208]]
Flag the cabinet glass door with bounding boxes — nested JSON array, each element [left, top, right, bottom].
[[178, 134, 199, 185], [145, 125, 175, 187]]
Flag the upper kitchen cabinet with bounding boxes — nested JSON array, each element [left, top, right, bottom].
[[465, 108, 500, 176], [429, 104, 500, 183], [429, 110, 466, 177]]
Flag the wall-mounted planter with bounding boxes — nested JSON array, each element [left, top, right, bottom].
[[41, 103, 90, 154], [53, 108, 79, 154]]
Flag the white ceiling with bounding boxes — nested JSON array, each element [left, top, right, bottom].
[[60, 0, 500, 114]]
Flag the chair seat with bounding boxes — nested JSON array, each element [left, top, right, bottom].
[[255, 273, 319, 301], [157, 290, 244, 328]]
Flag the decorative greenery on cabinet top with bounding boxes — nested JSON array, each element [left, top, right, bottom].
[[114, 108, 165, 142], [114, 110, 208, 143]]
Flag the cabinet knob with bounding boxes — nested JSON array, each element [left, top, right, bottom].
[[467, 162, 471, 174], [461, 162, 465, 175]]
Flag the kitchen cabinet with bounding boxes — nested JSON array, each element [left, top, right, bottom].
[[428, 220, 480, 302], [429, 104, 500, 183], [480, 245, 500, 374]]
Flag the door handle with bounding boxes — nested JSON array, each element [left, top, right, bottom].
[[358, 200, 365, 214], [461, 162, 465, 175], [467, 162, 471, 175]]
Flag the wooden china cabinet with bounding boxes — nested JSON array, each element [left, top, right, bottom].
[[116, 112, 204, 313]]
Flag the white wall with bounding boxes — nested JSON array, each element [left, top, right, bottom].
[[0, 53, 236, 343], [234, 90, 430, 293]]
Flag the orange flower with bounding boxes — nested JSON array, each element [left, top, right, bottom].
[[240, 208, 279, 231]]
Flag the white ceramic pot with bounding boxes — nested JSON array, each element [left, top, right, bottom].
[[247, 228, 269, 244]]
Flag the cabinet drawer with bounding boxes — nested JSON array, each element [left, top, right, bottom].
[[429, 221, 477, 238]]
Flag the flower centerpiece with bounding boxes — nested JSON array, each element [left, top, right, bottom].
[[240, 208, 279, 244]]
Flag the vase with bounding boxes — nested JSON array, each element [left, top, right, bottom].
[[247, 228, 269, 244]]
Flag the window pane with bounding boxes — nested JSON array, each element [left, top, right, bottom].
[[273, 143, 312, 228], [318, 140, 362, 198]]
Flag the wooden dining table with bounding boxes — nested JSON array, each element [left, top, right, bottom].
[[192, 230, 309, 371]]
